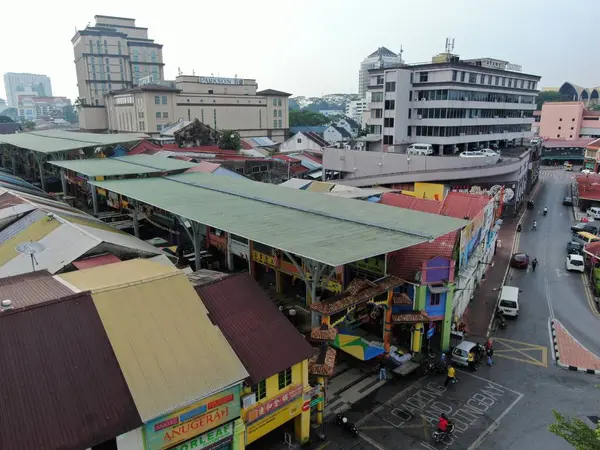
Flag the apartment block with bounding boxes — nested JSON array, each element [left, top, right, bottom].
[[3, 72, 52, 107]]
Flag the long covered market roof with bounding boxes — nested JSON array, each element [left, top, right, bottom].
[[49, 154, 197, 177], [0, 130, 147, 154], [91, 172, 468, 267]]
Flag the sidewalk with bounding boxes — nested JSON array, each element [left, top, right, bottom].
[[463, 216, 517, 338], [551, 319, 600, 374]]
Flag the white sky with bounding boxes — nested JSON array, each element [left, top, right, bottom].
[[1, 0, 598, 101]]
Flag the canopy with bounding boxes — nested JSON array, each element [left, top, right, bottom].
[[332, 333, 385, 361]]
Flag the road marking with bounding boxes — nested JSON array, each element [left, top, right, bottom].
[[468, 392, 524, 449], [355, 378, 423, 426], [315, 441, 331, 450], [544, 276, 555, 319], [555, 268, 563, 278], [360, 425, 395, 430], [358, 432, 388, 450], [492, 337, 548, 367], [582, 272, 600, 320]]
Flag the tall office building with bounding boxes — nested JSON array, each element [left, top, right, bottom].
[[71, 15, 164, 130], [3, 73, 52, 107], [358, 47, 403, 98]]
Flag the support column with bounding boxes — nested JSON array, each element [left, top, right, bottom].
[[412, 286, 426, 353], [60, 169, 68, 196], [192, 222, 203, 270], [36, 154, 46, 192], [275, 269, 282, 294], [248, 241, 255, 276], [440, 286, 455, 352], [90, 184, 99, 215], [11, 149, 17, 175], [132, 200, 140, 238], [383, 290, 393, 358], [232, 418, 246, 450], [315, 375, 326, 426], [412, 323, 424, 353], [226, 233, 234, 271]]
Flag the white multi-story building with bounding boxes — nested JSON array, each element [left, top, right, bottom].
[[365, 54, 540, 154], [358, 47, 403, 98], [71, 15, 165, 131], [3, 73, 52, 107], [346, 99, 367, 125]]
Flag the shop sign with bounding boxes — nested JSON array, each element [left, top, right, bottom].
[[246, 397, 303, 444], [144, 386, 240, 450], [169, 422, 233, 450], [245, 384, 303, 425], [350, 255, 386, 275], [199, 76, 243, 85], [252, 250, 276, 267], [304, 385, 322, 400], [304, 273, 342, 294]]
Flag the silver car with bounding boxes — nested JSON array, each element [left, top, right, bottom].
[[450, 340, 477, 367]]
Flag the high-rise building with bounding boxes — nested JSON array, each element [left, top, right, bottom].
[[358, 47, 403, 98], [71, 15, 164, 131], [3, 73, 52, 107]]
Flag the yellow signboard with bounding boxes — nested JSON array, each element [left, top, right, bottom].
[[252, 251, 276, 267], [246, 398, 303, 444]]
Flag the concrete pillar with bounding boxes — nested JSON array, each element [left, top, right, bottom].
[[132, 200, 140, 238], [275, 269, 282, 294], [90, 184, 99, 215], [248, 241, 255, 276], [232, 418, 246, 450], [11, 150, 16, 175], [60, 169, 68, 196], [383, 290, 393, 358], [226, 233, 234, 271], [315, 375, 326, 426], [193, 223, 203, 270], [36, 155, 46, 192]]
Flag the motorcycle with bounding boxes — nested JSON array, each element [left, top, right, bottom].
[[336, 413, 359, 437], [496, 308, 507, 330], [517, 223, 522, 232], [424, 357, 447, 375], [432, 423, 455, 443]]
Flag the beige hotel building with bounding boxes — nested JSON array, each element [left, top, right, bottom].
[[72, 15, 290, 142]]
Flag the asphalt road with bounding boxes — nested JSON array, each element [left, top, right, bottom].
[[303, 169, 600, 450]]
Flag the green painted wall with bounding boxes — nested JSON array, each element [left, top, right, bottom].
[[414, 285, 426, 310]]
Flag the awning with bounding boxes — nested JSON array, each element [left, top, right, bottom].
[[428, 285, 449, 294], [392, 311, 430, 323], [331, 333, 385, 361]]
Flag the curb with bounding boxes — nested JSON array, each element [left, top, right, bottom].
[[550, 319, 600, 375]]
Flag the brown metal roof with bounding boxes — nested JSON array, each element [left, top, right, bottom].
[[196, 273, 314, 385], [0, 270, 75, 310], [0, 292, 142, 450]]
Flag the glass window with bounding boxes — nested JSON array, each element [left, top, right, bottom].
[[154, 96, 160, 105], [469, 73, 477, 83], [376, 75, 384, 85], [460, 72, 466, 82], [384, 100, 395, 110], [452, 70, 457, 81], [162, 96, 167, 104], [278, 98, 282, 106], [278, 119, 282, 128], [278, 109, 282, 117], [407, 126, 412, 136], [274, 119, 278, 128], [372, 92, 384, 102], [479, 74, 485, 84], [385, 81, 396, 92], [156, 112, 161, 118], [163, 112, 168, 118], [419, 72, 429, 82], [273, 99, 277, 106], [251, 380, 267, 401], [157, 124, 162, 131]]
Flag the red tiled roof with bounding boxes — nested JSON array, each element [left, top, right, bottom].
[[0, 292, 142, 450], [240, 140, 254, 150], [162, 144, 237, 154], [543, 138, 596, 149], [577, 174, 600, 201], [380, 193, 441, 213], [185, 161, 221, 173], [439, 191, 490, 220], [128, 140, 162, 155], [0, 270, 76, 310], [585, 241, 600, 256], [0, 192, 25, 209], [195, 273, 314, 385], [73, 254, 121, 270], [290, 165, 310, 175], [272, 155, 301, 163]]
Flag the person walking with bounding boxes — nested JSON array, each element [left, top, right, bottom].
[[444, 364, 456, 387], [532, 220, 537, 231], [486, 346, 494, 366], [468, 350, 477, 372], [378, 361, 387, 381], [532, 258, 538, 272]]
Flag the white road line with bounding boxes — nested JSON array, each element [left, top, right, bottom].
[[455, 369, 524, 396], [358, 432, 388, 450], [547, 318, 556, 363], [355, 379, 423, 426], [544, 276, 555, 319], [467, 393, 524, 450]]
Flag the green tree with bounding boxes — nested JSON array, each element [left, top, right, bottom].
[[536, 91, 571, 109], [22, 121, 35, 131], [62, 105, 78, 123], [549, 410, 600, 450], [218, 130, 241, 151], [289, 110, 330, 127]]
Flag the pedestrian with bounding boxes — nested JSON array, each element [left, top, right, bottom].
[[378, 361, 387, 381], [532, 220, 537, 231], [485, 338, 493, 351], [440, 352, 447, 365], [444, 364, 456, 387], [532, 258, 538, 272], [486, 346, 494, 366], [468, 350, 477, 372]]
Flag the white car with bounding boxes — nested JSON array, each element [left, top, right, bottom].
[[459, 151, 485, 158], [479, 148, 498, 156], [566, 254, 584, 273]]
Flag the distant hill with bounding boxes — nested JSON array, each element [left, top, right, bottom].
[[289, 93, 362, 112]]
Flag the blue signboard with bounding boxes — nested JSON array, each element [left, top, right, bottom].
[[427, 327, 435, 339]]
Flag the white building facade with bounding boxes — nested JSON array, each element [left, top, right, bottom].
[[358, 47, 403, 98], [3, 72, 52, 107], [365, 58, 540, 154], [346, 99, 367, 125]]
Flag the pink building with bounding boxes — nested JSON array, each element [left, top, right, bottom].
[[538, 101, 600, 140]]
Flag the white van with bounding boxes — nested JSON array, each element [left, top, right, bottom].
[[407, 144, 434, 155], [498, 286, 519, 317], [587, 207, 600, 220]]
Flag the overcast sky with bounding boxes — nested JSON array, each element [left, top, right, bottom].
[[1, 0, 598, 101]]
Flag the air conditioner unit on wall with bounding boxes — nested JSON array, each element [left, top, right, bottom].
[[242, 393, 256, 409]]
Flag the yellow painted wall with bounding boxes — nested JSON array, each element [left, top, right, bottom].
[[401, 183, 446, 201], [243, 360, 310, 445]]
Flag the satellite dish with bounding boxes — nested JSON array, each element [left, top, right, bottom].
[[16, 241, 45, 271]]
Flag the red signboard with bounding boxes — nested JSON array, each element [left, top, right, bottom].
[[245, 384, 304, 424]]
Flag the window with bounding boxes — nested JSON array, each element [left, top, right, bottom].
[[407, 126, 412, 136], [419, 72, 429, 82], [372, 92, 383, 102], [297, 138, 302, 143], [452, 70, 457, 81], [372, 109, 383, 119], [138, 121, 145, 131], [163, 112, 169, 118], [162, 96, 167, 104], [376, 75, 384, 85], [480, 74, 485, 84], [501, 77, 506, 87], [571, 127, 574, 130], [251, 380, 267, 401], [460, 72, 466, 82], [278, 367, 292, 389], [558, 126, 561, 130], [278, 119, 282, 128], [384, 117, 395, 127], [384, 100, 395, 110], [154, 96, 160, 105], [409, 91, 412, 101], [494, 76, 499, 86], [385, 81, 396, 92], [138, 111, 144, 118], [278, 109, 282, 117], [570, 135, 573, 138], [156, 112, 161, 118], [383, 135, 393, 145], [252, 166, 260, 173], [557, 134, 560, 138], [430, 293, 441, 306], [278, 98, 282, 106], [408, 109, 411, 119], [487, 76, 492, 85], [572, 118, 575, 121], [274, 119, 278, 128], [559, 118, 563, 121], [157, 124, 163, 131], [468, 73, 477, 83], [208, 89, 214, 94], [273, 99, 277, 106]]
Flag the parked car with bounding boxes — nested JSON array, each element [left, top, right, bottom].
[[480, 148, 498, 156], [570, 223, 599, 235], [566, 254, 585, 273], [567, 241, 583, 255], [563, 197, 573, 206], [587, 207, 600, 220], [510, 253, 530, 269], [450, 340, 479, 367]]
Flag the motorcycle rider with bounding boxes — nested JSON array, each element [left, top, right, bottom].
[[543, 206, 548, 215], [532, 220, 537, 231], [437, 413, 450, 436], [444, 364, 456, 387], [532, 258, 538, 272]]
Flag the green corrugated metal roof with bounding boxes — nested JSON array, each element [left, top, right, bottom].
[[91, 173, 467, 266], [113, 154, 197, 171], [49, 155, 196, 177], [49, 159, 160, 177], [0, 130, 147, 154]]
